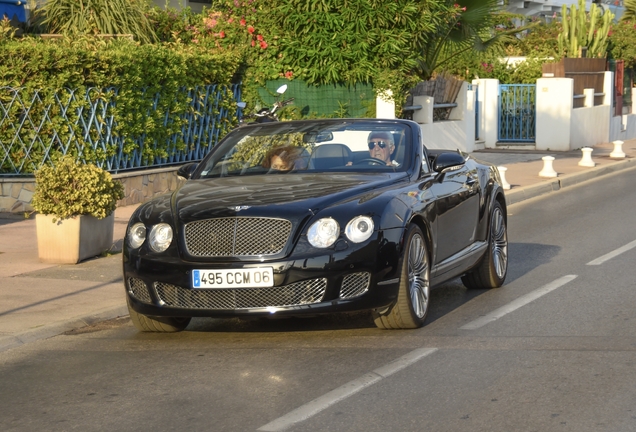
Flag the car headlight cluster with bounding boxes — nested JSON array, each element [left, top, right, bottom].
[[127, 222, 173, 252], [307, 215, 374, 248]]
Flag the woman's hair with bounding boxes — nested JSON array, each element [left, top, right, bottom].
[[262, 146, 306, 170]]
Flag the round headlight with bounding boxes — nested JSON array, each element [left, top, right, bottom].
[[127, 223, 146, 249], [307, 218, 340, 248], [345, 216, 374, 243], [149, 223, 173, 252]]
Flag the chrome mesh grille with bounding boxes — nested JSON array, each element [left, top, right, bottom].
[[339, 272, 370, 299], [128, 278, 152, 303], [184, 217, 292, 257], [154, 279, 327, 310]]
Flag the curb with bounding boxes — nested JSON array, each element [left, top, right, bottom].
[[505, 158, 635, 205], [0, 305, 127, 354]]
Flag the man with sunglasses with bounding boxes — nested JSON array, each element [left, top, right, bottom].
[[367, 131, 399, 166]]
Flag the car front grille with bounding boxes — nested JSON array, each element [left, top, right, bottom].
[[128, 278, 152, 303], [184, 217, 292, 257], [339, 272, 371, 299], [154, 278, 327, 310]]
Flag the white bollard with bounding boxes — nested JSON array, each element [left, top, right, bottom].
[[497, 166, 511, 190], [610, 140, 626, 158], [539, 156, 558, 178], [578, 147, 595, 167]]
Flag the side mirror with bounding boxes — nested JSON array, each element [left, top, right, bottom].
[[433, 152, 465, 173], [237, 101, 247, 109], [177, 163, 198, 180], [276, 84, 288, 95]]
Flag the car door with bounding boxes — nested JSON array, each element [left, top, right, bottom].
[[430, 164, 480, 263]]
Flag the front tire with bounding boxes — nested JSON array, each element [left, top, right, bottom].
[[461, 200, 508, 289], [127, 299, 191, 332], [373, 224, 430, 329]]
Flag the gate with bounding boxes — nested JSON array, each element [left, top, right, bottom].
[[498, 84, 536, 142]]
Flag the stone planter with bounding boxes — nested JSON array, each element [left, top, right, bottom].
[[36, 213, 115, 264]]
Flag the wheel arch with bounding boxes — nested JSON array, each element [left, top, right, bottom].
[[406, 214, 433, 262]]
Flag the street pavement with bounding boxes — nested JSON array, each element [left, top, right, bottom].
[[1, 140, 635, 352]]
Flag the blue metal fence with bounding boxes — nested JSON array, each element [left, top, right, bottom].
[[498, 84, 536, 142], [0, 84, 241, 175]]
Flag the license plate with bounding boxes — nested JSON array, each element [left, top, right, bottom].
[[192, 268, 274, 289]]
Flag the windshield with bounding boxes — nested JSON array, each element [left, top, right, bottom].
[[195, 121, 411, 178]]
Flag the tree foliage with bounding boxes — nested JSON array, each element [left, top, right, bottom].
[[609, 20, 636, 68], [415, 0, 537, 80]]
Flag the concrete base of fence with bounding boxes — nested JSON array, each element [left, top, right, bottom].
[[0, 165, 185, 214]]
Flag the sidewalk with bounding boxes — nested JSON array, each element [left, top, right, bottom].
[[1, 140, 635, 352]]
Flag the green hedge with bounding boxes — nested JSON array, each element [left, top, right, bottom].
[[0, 37, 243, 170]]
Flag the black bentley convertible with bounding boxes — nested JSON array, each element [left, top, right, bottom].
[[123, 119, 508, 331]]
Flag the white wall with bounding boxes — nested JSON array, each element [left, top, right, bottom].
[[571, 105, 611, 149], [418, 82, 476, 152], [389, 71, 636, 153]]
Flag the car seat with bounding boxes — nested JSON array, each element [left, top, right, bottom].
[[309, 144, 353, 169]]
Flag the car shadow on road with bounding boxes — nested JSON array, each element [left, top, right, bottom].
[[182, 241, 560, 333], [182, 279, 490, 333]]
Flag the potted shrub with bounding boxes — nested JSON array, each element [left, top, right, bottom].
[[31, 156, 125, 264]]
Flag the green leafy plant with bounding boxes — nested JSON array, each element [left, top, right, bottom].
[[609, 20, 636, 68], [0, 17, 17, 40], [31, 156, 124, 220], [37, 0, 158, 44]]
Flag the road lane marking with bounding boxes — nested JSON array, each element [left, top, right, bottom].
[[257, 347, 438, 432], [587, 239, 636, 266], [460, 275, 578, 330]]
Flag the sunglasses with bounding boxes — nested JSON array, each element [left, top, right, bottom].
[[368, 141, 390, 150]]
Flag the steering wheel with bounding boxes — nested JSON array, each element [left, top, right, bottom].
[[354, 157, 387, 166]]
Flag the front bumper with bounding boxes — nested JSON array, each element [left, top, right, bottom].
[[123, 232, 403, 318]]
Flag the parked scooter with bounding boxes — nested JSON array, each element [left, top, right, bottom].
[[237, 84, 294, 125]]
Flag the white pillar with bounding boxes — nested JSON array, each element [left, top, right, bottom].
[[412, 96, 433, 124], [583, 88, 595, 108], [497, 166, 511, 190], [376, 89, 395, 119], [578, 147, 595, 167], [536, 78, 573, 152], [610, 140, 626, 158], [539, 156, 558, 178], [479, 79, 499, 149]]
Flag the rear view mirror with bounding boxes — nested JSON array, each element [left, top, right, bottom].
[[303, 131, 333, 143], [177, 163, 198, 180]]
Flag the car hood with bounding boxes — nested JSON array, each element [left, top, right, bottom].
[[173, 173, 406, 222]]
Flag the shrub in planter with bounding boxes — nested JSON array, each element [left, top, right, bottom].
[[32, 157, 125, 263]]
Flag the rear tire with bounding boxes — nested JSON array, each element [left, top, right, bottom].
[[461, 200, 508, 289], [373, 224, 430, 329], [127, 299, 191, 332]]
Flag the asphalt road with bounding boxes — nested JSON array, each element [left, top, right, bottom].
[[1, 169, 636, 432]]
